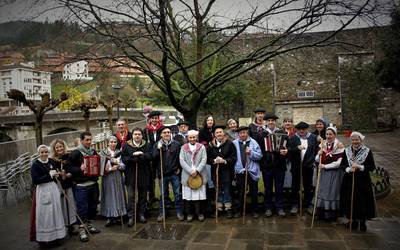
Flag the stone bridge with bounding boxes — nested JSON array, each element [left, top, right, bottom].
[[0, 108, 178, 142]]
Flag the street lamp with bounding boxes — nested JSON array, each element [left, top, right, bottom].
[[268, 62, 277, 112], [112, 84, 122, 119]]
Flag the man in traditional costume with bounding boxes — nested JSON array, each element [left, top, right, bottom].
[[249, 107, 266, 144], [114, 118, 132, 150], [153, 126, 184, 221], [233, 126, 263, 218], [121, 127, 152, 225], [67, 132, 101, 242], [259, 113, 289, 217], [288, 122, 318, 216], [207, 125, 237, 218], [174, 120, 190, 146]]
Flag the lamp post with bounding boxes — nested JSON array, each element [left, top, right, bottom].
[[112, 84, 122, 119], [268, 62, 277, 112]]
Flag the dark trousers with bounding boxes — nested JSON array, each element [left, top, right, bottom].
[[73, 183, 99, 224], [126, 185, 147, 218], [184, 200, 204, 216], [262, 167, 285, 210], [290, 165, 314, 208], [148, 161, 156, 200], [236, 174, 258, 213]]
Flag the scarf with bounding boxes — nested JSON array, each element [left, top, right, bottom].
[[321, 138, 344, 164], [295, 132, 311, 140], [132, 139, 146, 148], [182, 142, 203, 165], [77, 144, 95, 156], [345, 144, 370, 166], [146, 122, 164, 133], [116, 129, 128, 148]]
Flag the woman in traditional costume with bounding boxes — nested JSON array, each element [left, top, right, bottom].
[[315, 127, 344, 221], [180, 130, 208, 221], [340, 131, 377, 231], [30, 145, 66, 246], [99, 136, 127, 226], [49, 139, 78, 234]]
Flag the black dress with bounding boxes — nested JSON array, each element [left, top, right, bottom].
[[339, 147, 376, 220]]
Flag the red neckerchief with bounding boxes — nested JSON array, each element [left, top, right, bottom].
[[116, 129, 128, 148], [146, 121, 164, 133]]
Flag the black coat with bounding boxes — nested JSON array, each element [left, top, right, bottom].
[[50, 154, 74, 189], [66, 149, 98, 184], [340, 148, 376, 220], [31, 159, 56, 186], [152, 140, 181, 177], [249, 122, 264, 144], [143, 127, 163, 148], [288, 133, 318, 169], [198, 127, 213, 148], [258, 128, 289, 170], [207, 138, 237, 183], [173, 133, 187, 146], [121, 139, 152, 188]]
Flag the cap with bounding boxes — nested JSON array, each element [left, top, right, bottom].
[[263, 112, 279, 120], [148, 110, 161, 118], [254, 107, 266, 113], [236, 126, 249, 132], [295, 121, 310, 129]]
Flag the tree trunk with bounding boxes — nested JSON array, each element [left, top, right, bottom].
[[34, 117, 43, 147], [108, 109, 113, 133], [83, 110, 90, 132], [181, 109, 198, 129]]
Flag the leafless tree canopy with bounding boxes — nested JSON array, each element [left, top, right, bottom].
[[55, 0, 384, 124]]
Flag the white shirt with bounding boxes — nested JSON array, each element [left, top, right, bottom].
[[300, 138, 308, 162]]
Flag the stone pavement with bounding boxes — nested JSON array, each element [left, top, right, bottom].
[[1, 130, 399, 250]]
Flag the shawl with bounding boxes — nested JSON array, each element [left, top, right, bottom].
[[146, 121, 164, 133], [321, 138, 344, 164], [345, 145, 370, 166], [116, 129, 128, 148], [182, 142, 203, 164], [77, 144, 96, 156]]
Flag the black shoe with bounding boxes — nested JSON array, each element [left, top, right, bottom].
[[264, 209, 272, 217], [226, 210, 233, 219], [345, 221, 359, 230], [139, 214, 147, 223], [233, 212, 241, 218], [360, 221, 367, 232], [79, 227, 89, 242], [105, 219, 113, 227]]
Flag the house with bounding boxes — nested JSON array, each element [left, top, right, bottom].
[[62, 60, 93, 80]]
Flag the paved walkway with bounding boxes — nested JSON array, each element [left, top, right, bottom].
[[1, 130, 399, 250]]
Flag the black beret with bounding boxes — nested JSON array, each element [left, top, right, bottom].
[[213, 125, 226, 132], [295, 121, 309, 129], [254, 107, 266, 113], [236, 126, 249, 132], [177, 120, 190, 126], [158, 126, 170, 133], [263, 112, 279, 120], [148, 110, 161, 118]]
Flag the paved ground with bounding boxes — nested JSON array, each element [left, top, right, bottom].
[[1, 130, 399, 250]]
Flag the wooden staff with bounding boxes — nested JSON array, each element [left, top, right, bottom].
[[242, 142, 249, 225], [349, 170, 355, 232], [159, 146, 166, 230], [311, 140, 324, 228], [215, 163, 220, 224], [134, 162, 138, 231], [54, 177, 98, 246], [60, 160, 71, 233]]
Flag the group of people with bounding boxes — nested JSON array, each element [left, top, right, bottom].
[[29, 108, 377, 246]]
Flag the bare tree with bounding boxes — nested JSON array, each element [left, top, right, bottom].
[[71, 96, 99, 132], [98, 94, 120, 133], [57, 0, 383, 125], [7, 89, 68, 146]]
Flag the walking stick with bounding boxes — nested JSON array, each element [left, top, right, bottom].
[[134, 162, 138, 231], [159, 147, 166, 230], [349, 171, 355, 232], [215, 163, 219, 224], [299, 159, 303, 217], [55, 178, 98, 246], [242, 142, 248, 225], [60, 160, 71, 233], [311, 140, 324, 229]]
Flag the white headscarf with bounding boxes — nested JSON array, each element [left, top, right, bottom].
[[326, 126, 337, 135], [350, 131, 365, 141], [187, 130, 199, 136], [37, 144, 49, 154]]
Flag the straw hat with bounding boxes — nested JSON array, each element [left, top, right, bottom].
[[188, 174, 203, 190]]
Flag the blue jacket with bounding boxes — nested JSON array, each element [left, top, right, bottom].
[[233, 137, 263, 181]]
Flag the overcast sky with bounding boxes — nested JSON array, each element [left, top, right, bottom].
[[0, 0, 393, 32]]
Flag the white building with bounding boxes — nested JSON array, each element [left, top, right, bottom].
[[63, 60, 93, 81]]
